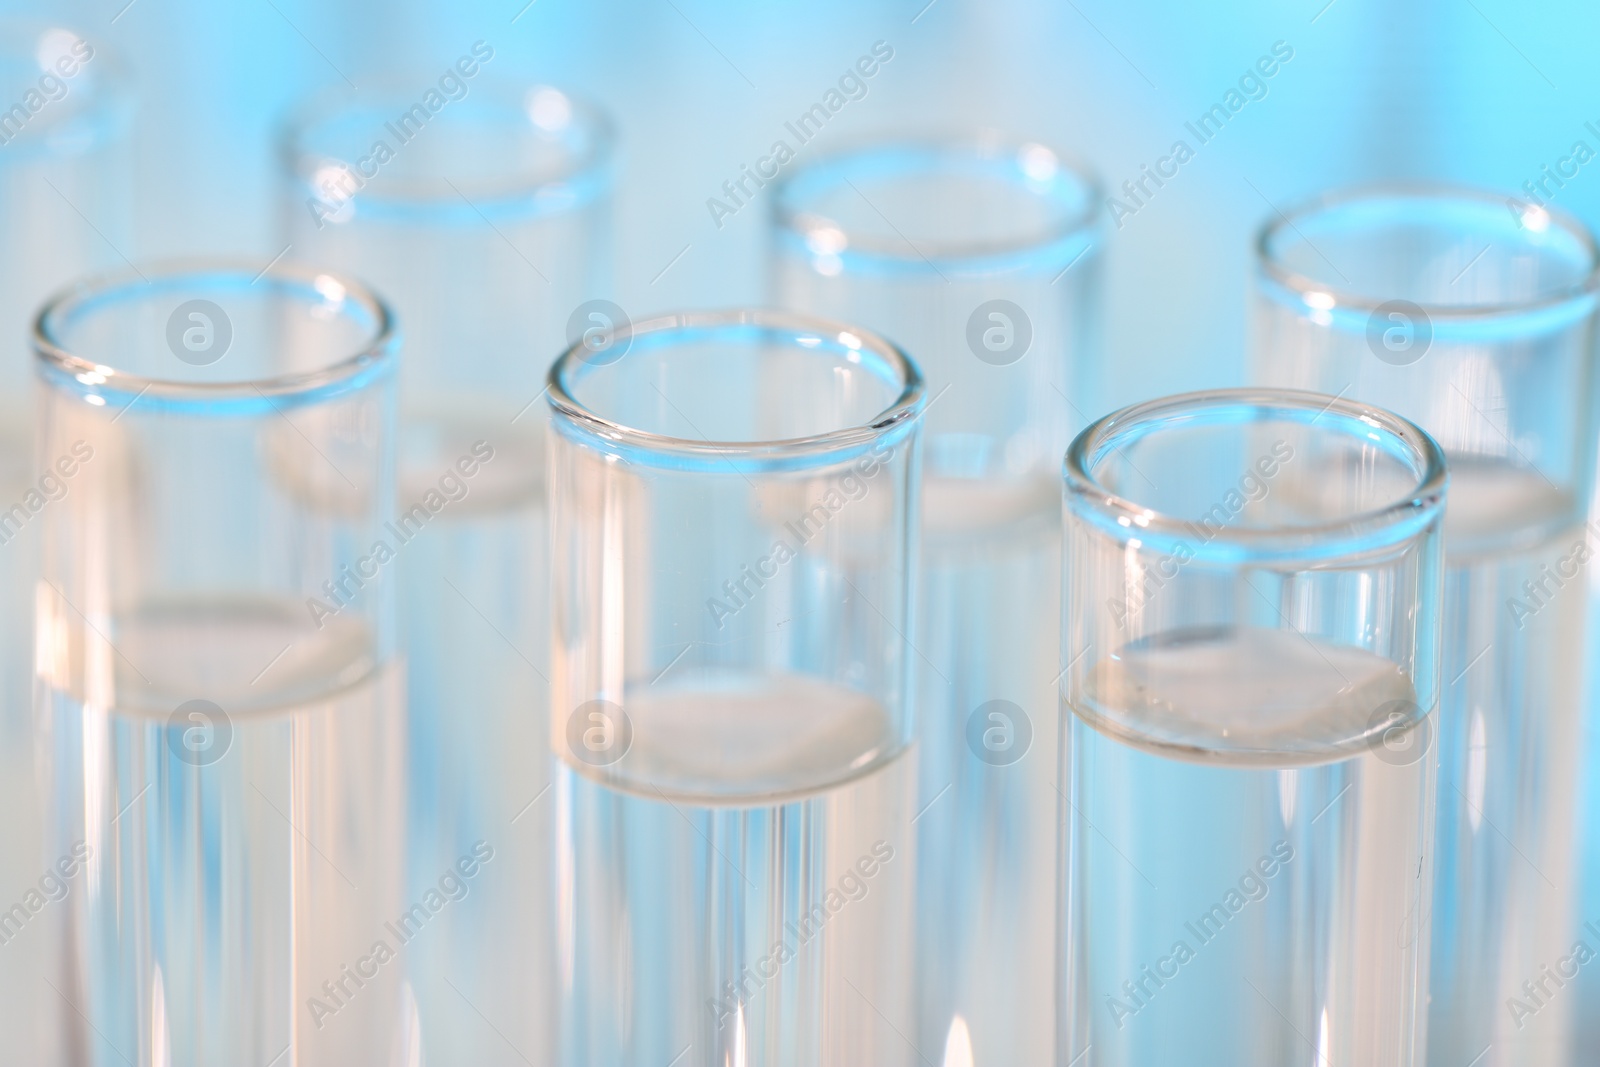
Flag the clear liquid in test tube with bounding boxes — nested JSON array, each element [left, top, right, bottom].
[[282, 76, 614, 1065], [0, 25, 131, 1061], [771, 136, 1103, 1066], [1061, 388, 1447, 1067], [547, 310, 924, 1066], [34, 262, 404, 1066], [1252, 187, 1600, 1067]]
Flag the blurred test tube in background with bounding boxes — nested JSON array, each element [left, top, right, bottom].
[[0, 20, 131, 1063], [1252, 187, 1600, 1067], [35, 262, 403, 1066], [1060, 388, 1446, 1067], [770, 134, 1102, 1065], [547, 310, 923, 1066], [281, 71, 613, 1065]]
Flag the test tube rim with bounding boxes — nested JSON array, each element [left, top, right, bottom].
[[0, 19, 135, 164], [546, 307, 925, 470], [1064, 387, 1449, 562], [1254, 181, 1600, 320], [769, 131, 1104, 273], [278, 76, 615, 219], [32, 257, 398, 410]]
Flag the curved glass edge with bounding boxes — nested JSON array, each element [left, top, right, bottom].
[[1063, 488, 1444, 568], [35, 353, 396, 417], [1254, 183, 1600, 319], [0, 21, 135, 166], [33, 260, 400, 415], [1062, 388, 1449, 567], [550, 411, 921, 476], [771, 135, 1105, 276], [775, 221, 1102, 280], [278, 79, 616, 223], [547, 311, 926, 473], [1255, 271, 1600, 340]]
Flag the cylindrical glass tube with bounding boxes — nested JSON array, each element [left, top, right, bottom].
[[547, 310, 924, 1066], [0, 26, 131, 1058], [0, 19, 132, 431], [1061, 388, 1447, 1067], [281, 78, 613, 1064], [1252, 187, 1600, 1067], [34, 262, 402, 1067], [771, 135, 1102, 1066]]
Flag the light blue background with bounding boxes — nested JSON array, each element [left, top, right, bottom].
[[4, 0, 1599, 1055]]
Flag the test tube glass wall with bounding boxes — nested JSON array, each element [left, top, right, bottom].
[[0, 25, 130, 1058], [282, 77, 613, 1063], [771, 136, 1101, 1065], [1252, 187, 1600, 1067], [547, 311, 924, 1066], [1061, 388, 1447, 1067], [34, 263, 402, 1066]]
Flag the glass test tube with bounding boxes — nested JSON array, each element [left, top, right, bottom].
[[1061, 388, 1447, 1067], [547, 310, 924, 1067], [34, 262, 403, 1067], [770, 136, 1102, 1066], [281, 78, 613, 1064], [1251, 187, 1600, 1067], [0, 25, 131, 1059]]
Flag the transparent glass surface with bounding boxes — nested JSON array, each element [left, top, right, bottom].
[[33, 262, 403, 1067], [547, 310, 924, 1066], [281, 79, 613, 1065], [1061, 388, 1447, 1067], [0, 22, 131, 1062], [1253, 186, 1600, 1067], [772, 134, 1102, 1066]]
